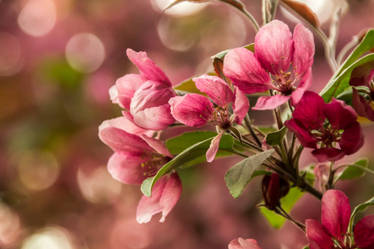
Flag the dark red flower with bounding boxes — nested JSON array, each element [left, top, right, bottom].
[[285, 91, 363, 162]]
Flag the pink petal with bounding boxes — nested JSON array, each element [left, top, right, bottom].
[[206, 132, 223, 163], [140, 135, 173, 157], [312, 148, 345, 162], [292, 24, 315, 77], [126, 48, 171, 86], [107, 152, 150, 184], [130, 80, 175, 130], [169, 94, 213, 127], [136, 173, 182, 224], [285, 119, 317, 148], [120, 111, 150, 135], [354, 215, 374, 249], [228, 238, 262, 249], [98, 117, 152, 153], [194, 75, 234, 107], [223, 47, 271, 94], [321, 190, 351, 240], [233, 87, 249, 124], [255, 20, 293, 75], [110, 74, 145, 109], [339, 122, 364, 155], [291, 68, 312, 104], [306, 219, 334, 249], [252, 94, 290, 110]]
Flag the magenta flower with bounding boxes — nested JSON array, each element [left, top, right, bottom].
[[228, 238, 262, 249], [98, 117, 181, 223], [223, 20, 314, 110], [285, 91, 363, 162], [110, 49, 175, 131], [306, 190, 374, 249], [169, 75, 249, 162]]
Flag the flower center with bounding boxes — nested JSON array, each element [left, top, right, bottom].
[[213, 106, 231, 130], [141, 155, 171, 177], [310, 119, 344, 149], [272, 71, 297, 96]]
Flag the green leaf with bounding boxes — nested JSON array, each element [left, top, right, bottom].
[[338, 158, 369, 180], [142, 137, 215, 196], [265, 127, 287, 146], [260, 187, 304, 229], [320, 29, 374, 102], [224, 149, 274, 198], [348, 195, 374, 233]]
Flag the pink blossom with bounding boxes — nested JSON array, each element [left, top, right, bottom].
[[223, 20, 314, 110], [110, 49, 175, 131], [136, 173, 182, 224], [169, 75, 249, 162], [228, 238, 262, 249], [98, 117, 181, 223], [306, 190, 374, 249], [285, 91, 363, 162]]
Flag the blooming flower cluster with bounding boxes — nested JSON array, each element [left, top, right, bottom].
[[99, 15, 372, 249]]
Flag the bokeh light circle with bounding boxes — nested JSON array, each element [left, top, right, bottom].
[[65, 33, 106, 73], [17, 152, 60, 191], [151, 0, 208, 17], [17, 0, 57, 37], [77, 166, 122, 204], [21, 227, 74, 249], [0, 203, 21, 247]]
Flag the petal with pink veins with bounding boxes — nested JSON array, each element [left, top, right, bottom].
[[233, 87, 249, 124], [354, 215, 374, 249], [223, 47, 271, 94], [292, 24, 315, 77], [169, 94, 213, 127], [323, 99, 358, 129], [228, 238, 262, 249], [130, 81, 175, 130], [321, 190, 351, 240], [255, 20, 293, 75], [206, 132, 223, 163], [126, 48, 171, 86], [291, 68, 312, 104], [252, 94, 290, 110], [306, 219, 334, 249], [98, 117, 153, 153], [136, 173, 182, 224], [107, 152, 151, 185], [110, 74, 145, 109], [140, 135, 173, 157], [194, 75, 234, 107]]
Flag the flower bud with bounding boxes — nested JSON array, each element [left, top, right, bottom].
[[261, 173, 290, 210]]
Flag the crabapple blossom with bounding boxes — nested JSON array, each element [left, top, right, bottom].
[[169, 75, 249, 162], [110, 49, 175, 131], [223, 20, 314, 110], [98, 117, 181, 223], [285, 91, 363, 162], [306, 190, 374, 249]]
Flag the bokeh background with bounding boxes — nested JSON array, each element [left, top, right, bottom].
[[1, 0, 374, 249]]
